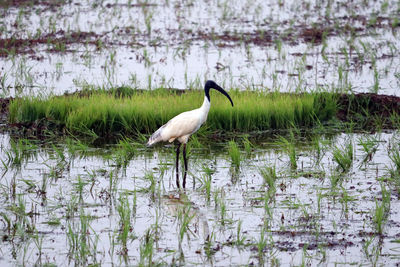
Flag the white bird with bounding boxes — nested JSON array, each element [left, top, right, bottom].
[[147, 80, 234, 188]]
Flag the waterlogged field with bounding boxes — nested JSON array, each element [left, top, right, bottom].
[[1, 0, 400, 266], [0, 0, 400, 96], [1, 131, 400, 266]]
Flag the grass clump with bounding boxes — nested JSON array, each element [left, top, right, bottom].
[[357, 134, 379, 163], [8, 88, 338, 139], [117, 193, 133, 249], [228, 140, 241, 168], [260, 166, 277, 189], [278, 132, 297, 169], [373, 185, 390, 235], [332, 140, 353, 172]]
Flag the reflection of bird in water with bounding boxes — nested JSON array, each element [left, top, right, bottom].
[[147, 80, 234, 189], [162, 193, 210, 242]]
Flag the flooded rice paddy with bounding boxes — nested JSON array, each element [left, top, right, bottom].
[[1, 0, 400, 266], [1, 131, 400, 265], [1, 0, 400, 96]]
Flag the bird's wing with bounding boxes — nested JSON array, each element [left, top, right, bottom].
[[162, 110, 201, 141], [147, 109, 202, 146]]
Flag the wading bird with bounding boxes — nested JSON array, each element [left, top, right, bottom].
[[147, 80, 234, 188]]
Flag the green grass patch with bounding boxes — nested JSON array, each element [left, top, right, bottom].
[[8, 88, 338, 139]]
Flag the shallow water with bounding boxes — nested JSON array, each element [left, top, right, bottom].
[[1, 0, 399, 96], [1, 0, 400, 265], [1, 130, 400, 266]]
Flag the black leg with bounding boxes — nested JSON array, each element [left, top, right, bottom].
[[176, 143, 181, 188], [183, 143, 188, 189]]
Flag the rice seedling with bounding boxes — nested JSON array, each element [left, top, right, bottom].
[[312, 135, 330, 165], [373, 201, 387, 235], [65, 195, 79, 219], [242, 136, 253, 155], [339, 186, 355, 214], [357, 134, 379, 163], [278, 133, 297, 169], [263, 191, 273, 219], [329, 171, 344, 189], [65, 137, 89, 159], [177, 202, 195, 244], [260, 166, 277, 196], [362, 236, 374, 259], [139, 228, 155, 267], [362, 236, 382, 266], [372, 185, 390, 235], [388, 144, 400, 173], [235, 220, 247, 247], [0, 212, 12, 236], [219, 193, 228, 226], [7, 194, 37, 241], [32, 230, 44, 263], [228, 140, 241, 168], [0, 72, 10, 96], [66, 211, 96, 266], [214, 189, 231, 226], [372, 67, 380, 94], [0, 158, 8, 174], [117, 193, 133, 250], [113, 137, 136, 169], [198, 165, 213, 202], [8, 89, 338, 139], [143, 171, 157, 200], [50, 143, 66, 163], [4, 138, 38, 168], [300, 243, 312, 267], [204, 231, 215, 259], [256, 225, 268, 264], [387, 139, 400, 191], [332, 140, 353, 172], [74, 175, 89, 202]]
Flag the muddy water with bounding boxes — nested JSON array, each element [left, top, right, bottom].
[[1, 0, 400, 265], [1, 0, 399, 96], [0, 131, 400, 265]]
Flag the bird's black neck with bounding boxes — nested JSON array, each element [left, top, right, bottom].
[[204, 87, 211, 102]]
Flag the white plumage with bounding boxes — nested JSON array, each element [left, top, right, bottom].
[[147, 96, 210, 146], [147, 80, 234, 188]]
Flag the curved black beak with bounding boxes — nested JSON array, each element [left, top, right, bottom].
[[205, 80, 234, 107], [213, 84, 234, 107]]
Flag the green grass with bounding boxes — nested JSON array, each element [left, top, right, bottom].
[[358, 134, 379, 163], [373, 185, 390, 235], [332, 140, 353, 172], [278, 132, 297, 169], [228, 140, 241, 168], [117, 193, 132, 250], [260, 166, 277, 189], [8, 88, 338, 139]]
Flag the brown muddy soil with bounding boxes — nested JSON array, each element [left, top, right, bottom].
[[0, 98, 11, 122], [0, 30, 102, 57], [189, 23, 366, 47], [337, 93, 400, 128], [0, 0, 68, 8], [0, 21, 393, 57]]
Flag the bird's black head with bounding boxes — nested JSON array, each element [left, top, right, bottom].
[[204, 80, 234, 107]]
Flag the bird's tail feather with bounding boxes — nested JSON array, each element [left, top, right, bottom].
[[146, 125, 165, 147]]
